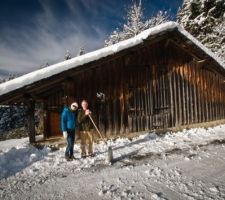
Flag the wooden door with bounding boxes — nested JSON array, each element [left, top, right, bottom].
[[48, 111, 61, 137]]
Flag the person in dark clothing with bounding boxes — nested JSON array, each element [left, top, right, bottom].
[[77, 100, 95, 158], [61, 102, 78, 161]]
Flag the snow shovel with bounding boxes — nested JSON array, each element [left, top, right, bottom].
[[88, 114, 113, 163]]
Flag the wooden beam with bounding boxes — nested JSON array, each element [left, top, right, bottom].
[[25, 98, 36, 143], [167, 39, 202, 61]]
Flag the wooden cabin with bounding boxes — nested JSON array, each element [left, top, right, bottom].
[[0, 22, 225, 143]]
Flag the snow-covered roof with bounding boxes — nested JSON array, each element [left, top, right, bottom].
[[0, 21, 224, 98]]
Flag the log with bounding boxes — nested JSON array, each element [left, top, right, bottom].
[[26, 98, 35, 143]]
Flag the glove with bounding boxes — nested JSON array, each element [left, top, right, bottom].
[[85, 109, 91, 115], [63, 131, 68, 139]]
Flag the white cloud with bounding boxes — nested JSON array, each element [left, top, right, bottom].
[[0, 0, 108, 78]]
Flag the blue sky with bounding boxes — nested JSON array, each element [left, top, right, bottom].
[[0, 0, 182, 78]]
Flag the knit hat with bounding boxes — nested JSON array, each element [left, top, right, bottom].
[[71, 102, 78, 110]]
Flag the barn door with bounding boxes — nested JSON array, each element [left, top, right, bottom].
[[152, 65, 171, 129]]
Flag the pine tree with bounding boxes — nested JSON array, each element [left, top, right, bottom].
[[105, 0, 169, 46], [65, 50, 72, 60], [78, 47, 85, 56], [0, 105, 27, 133], [177, 0, 225, 63], [7, 73, 16, 80], [0, 78, 6, 84]]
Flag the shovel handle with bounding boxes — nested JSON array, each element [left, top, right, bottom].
[[88, 114, 107, 144]]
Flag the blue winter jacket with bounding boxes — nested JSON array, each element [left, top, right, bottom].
[[61, 106, 76, 132]]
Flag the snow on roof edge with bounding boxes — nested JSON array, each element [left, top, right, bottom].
[[0, 21, 224, 98]]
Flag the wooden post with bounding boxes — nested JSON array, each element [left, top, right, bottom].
[[26, 98, 35, 143], [43, 98, 48, 139]]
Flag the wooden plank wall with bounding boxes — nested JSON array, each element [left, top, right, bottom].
[[168, 43, 225, 128]]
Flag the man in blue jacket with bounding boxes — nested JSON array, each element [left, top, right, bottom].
[[61, 102, 78, 161]]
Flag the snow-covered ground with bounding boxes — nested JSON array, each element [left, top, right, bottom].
[[1, 124, 225, 199]]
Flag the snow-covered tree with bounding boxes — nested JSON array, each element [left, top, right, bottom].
[[0, 78, 6, 84], [0, 73, 18, 84], [65, 50, 72, 60], [0, 73, 27, 135], [0, 105, 27, 133], [177, 0, 225, 63], [105, 1, 169, 46], [77, 47, 85, 56]]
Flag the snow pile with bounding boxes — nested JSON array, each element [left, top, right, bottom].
[[0, 21, 224, 98], [0, 140, 49, 179]]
